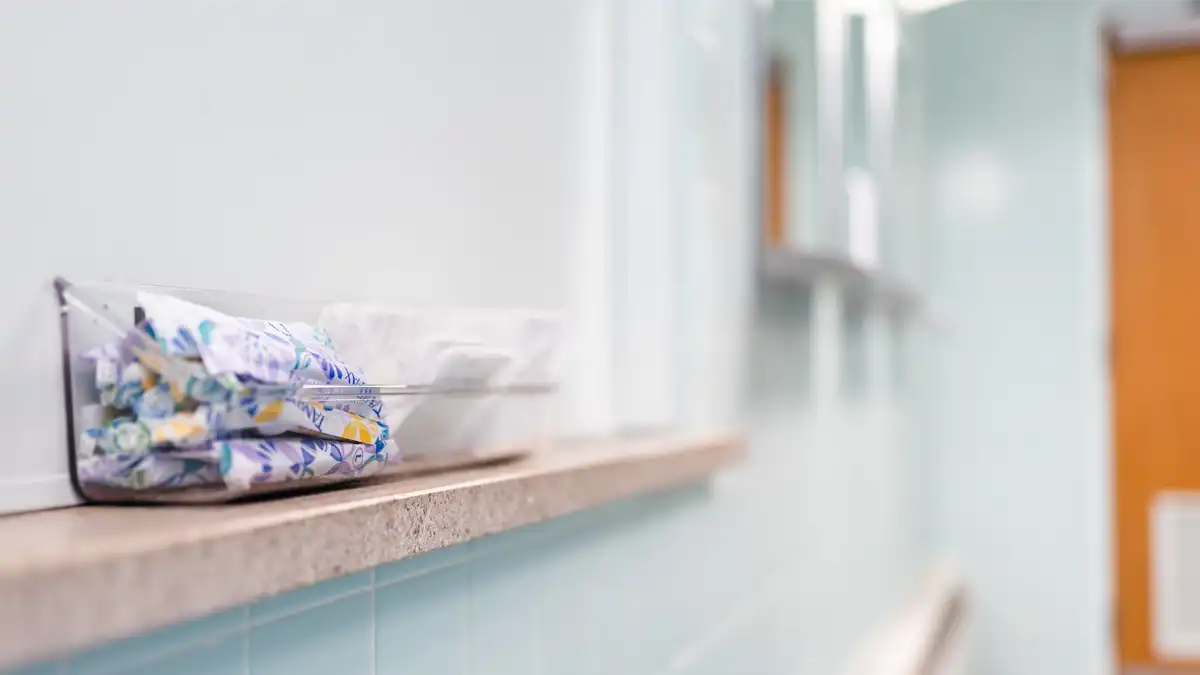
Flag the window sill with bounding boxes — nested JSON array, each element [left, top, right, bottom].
[[0, 433, 743, 669]]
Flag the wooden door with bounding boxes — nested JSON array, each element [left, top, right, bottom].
[[763, 58, 787, 248], [1112, 46, 1200, 669]]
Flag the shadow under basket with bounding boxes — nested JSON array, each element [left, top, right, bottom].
[[55, 277, 561, 504]]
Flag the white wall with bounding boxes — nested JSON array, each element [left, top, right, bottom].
[[1105, 0, 1197, 26], [0, 0, 607, 511], [919, 3, 1200, 672], [0, 3, 938, 673], [917, 2, 1110, 673], [673, 0, 757, 433], [746, 4, 930, 673]]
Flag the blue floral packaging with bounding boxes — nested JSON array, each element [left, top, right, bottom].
[[75, 291, 391, 497]]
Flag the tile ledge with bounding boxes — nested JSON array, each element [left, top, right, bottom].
[[0, 433, 743, 669]]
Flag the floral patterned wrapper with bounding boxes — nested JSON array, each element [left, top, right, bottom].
[[137, 292, 367, 387], [79, 436, 389, 492], [84, 346, 245, 414], [77, 291, 393, 495], [84, 399, 386, 456], [82, 294, 385, 425], [220, 436, 389, 490]]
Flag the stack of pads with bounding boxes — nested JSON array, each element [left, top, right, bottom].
[[80, 292, 390, 492], [77, 291, 563, 498]]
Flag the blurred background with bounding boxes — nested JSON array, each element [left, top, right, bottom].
[[3, 0, 1200, 674]]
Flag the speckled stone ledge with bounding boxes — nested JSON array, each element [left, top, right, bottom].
[[0, 434, 743, 669]]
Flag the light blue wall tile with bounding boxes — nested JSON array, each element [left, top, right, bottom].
[[741, 609, 790, 675], [43, 457, 910, 675], [470, 519, 557, 560], [919, 2, 1109, 674], [374, 541, 472, 587], [659, 492, 731, 654], [683, 632, 760, 675], [590, 516, 666, 673], [250, 571, 371, 624], [586, 534, 644, 675], [767, 586, 806, 675], [69, 608, 244, 675], [588, 487, 715, 673], [375, 564, 468, 675], [120, 636, 243, 675], [535, 509, 633, 675], [249, 592, 371, 675], [678, 609, 783, 675], [621, 524, 687, 671], [537, 578, 596, 675], [2, 661, 62, 675], [465, 546, 541, 675]]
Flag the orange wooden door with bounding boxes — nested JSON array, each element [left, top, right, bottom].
[[1112, 46, 1200, 669], [763, 58, 787, 248]]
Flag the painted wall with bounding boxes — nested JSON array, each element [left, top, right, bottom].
[[9, 331, 928, 675], [0, 0, 604, 512], [1, 1, 930, 674], [916, 2, 1111, 674], [918, 3, 1200, 672]]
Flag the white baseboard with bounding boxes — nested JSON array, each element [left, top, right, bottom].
[[847, 563, 970, 675]]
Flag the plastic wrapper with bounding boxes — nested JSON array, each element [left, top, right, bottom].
[[82, 399, 386, 455], [77, 436, 389, 492], [74, 290, 389, 495]]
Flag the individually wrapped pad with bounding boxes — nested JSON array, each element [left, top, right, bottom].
[[138, 291, 368, 387], [77, 291, 391, 493], [84, 399, 387, 456], [78, 436, 389, 491]]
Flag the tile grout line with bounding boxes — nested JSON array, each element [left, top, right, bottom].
[[77, 584, 373, 675], [241, 606, 250, 675], [72, 625, 248, 675], [531, 563, 543, 675], [47, 518, 588, 675], [61, 560, 452, 675], [371, 518, 578, 593], [373, 554, 475, 592], [666, 570, 802, 674], [94, 581, 389, 675], [248, 586, 373, 629], [462, 557, 473, 675], [369, 568, 377, 675]]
